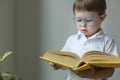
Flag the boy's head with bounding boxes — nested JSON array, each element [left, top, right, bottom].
[[73, 0, 107, 38], [73, 0, 106, 15]]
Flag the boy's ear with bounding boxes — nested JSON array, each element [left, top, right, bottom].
[[100, 13, 107, 21]]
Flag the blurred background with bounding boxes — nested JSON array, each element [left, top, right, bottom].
[[0, 0, 120, 80]]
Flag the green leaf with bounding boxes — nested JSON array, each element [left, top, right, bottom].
[[0, 51, 13, 62], [0, 77, 3, 80], [1, 72, 21, 80], [0, 72, 3, 80], [9, 77, 21, 80]]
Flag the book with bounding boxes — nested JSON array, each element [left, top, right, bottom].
[[40, 50, 120, 71]]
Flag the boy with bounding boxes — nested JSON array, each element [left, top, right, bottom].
[[51, 0, 119, 80]]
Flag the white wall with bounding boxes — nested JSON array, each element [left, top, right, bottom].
[[40, 0, 120, 80]]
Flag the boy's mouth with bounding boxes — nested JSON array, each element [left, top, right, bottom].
[[81, 29, 88, 32]]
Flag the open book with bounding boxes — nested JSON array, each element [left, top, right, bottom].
[[40, 50, 120, 71]]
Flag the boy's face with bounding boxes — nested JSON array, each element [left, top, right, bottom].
[[74, 10, 106, 37]]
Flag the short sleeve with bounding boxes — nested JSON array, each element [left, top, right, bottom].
[[104, 39, 119, 57]]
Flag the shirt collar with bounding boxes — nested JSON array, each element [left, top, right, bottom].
[[77, 29, 105, 40]]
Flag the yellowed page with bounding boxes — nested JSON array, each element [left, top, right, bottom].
[[82, 51, 120, 68], [40, 50, 81, 69]]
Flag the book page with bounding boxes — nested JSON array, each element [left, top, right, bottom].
[[40, 50, 120, 70], [81, 51, 120, 68], [82, 51, 120, 62], [41, 50, 81, 68]]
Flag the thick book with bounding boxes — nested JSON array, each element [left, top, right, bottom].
[[40, 50, 120, 71]]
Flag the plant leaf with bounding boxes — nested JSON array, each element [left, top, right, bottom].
[[0, 51, 13, 62], [1, 72, 21, 80], [0, 72, 3, 80]]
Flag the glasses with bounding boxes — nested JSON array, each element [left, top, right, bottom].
[[73, 15, 101, 25]]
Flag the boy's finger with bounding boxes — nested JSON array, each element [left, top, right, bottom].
[[50, 63, 60, 70]]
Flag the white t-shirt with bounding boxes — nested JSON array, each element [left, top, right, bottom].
[[61, 29, 119, 80]]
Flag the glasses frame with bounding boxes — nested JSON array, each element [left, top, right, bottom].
[[73, 15, 101, 25]]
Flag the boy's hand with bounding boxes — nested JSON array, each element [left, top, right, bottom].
[[73, 65, 96, 78], [73, 66, 114, 79], [50, 63, 61, 70], [50, 63, 67, 70]]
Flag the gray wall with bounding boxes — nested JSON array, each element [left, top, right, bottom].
[[0, 0, 120, 80], [15, 0, 40, 80], [0, 0, 40, 80], [102, 0, 120, 80], [0, 0, 15, 72]]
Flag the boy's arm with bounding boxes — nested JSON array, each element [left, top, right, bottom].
[[73, 67, 114, 79]]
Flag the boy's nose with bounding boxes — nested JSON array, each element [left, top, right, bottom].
[[77, 23, 87, 29], [80, 21, 87, 27]]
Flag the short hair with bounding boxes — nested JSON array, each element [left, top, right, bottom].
[[73, 0, 106, 15]]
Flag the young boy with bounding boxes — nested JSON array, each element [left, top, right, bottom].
[[51, 0, 119, 80]]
